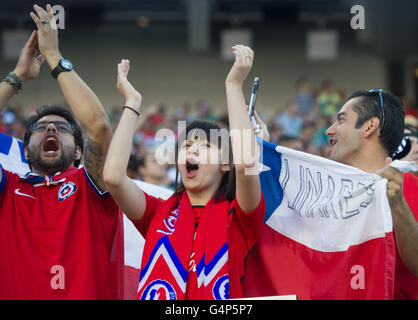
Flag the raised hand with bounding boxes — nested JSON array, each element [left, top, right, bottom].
[[117, 59, 142, 112], [225, 45, 254, 86], [13, 31, 45, 81], [376, 158, 407, 214], [253, 110, 270, 142], [30, 4, 61, 66]]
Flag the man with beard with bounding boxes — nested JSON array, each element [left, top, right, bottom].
[[0, 5, 122, 299]]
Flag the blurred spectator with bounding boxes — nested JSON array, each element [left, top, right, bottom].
[[138, 149, 171, 189], [316, 79, 342, 117], [174, 102, 192, 122], [402, 96, 418, 120], [405, 114, 418, 129], [277, 135, 304, 151], [11, 118, 26, 140], [312, 115, 332, 149], [0, 108, 16, 135], [218, 109, 230, 129], [149, 102, 167, 130], [190, 99, 218, 122], [127, 155, 142, 180], [299, 121, 319, 154], [292, 78, 315, 120], [268, 122, 283, 145], [109, 107, 122, 131], [166, 165, 180, 189], [401, 98, 417, 130], [275, 102, 303, 138]]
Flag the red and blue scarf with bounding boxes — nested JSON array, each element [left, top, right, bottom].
[[137, 191, 230, 300]]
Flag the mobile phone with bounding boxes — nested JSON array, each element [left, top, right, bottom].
[[248, 77, 259, 117], [248, 77, 260, 133]]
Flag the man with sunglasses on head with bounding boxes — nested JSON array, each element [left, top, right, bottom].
[[0, 5, 122, 299], [325, 89, 418, 299]]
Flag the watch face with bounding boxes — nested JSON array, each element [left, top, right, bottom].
[[60, 59, 73, 70]]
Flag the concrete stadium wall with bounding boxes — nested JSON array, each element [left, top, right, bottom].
[[0, 23, 387, 119]]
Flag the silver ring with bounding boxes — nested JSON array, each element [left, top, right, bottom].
[[41, 19, 49, 24]]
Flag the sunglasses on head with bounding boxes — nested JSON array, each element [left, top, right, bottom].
[[369, 89, 385, 131]]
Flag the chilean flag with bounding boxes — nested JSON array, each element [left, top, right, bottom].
[[243, 139, 396, 300]]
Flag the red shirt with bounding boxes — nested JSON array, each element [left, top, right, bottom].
[[0, 167, 123, 299], [133, 192, 265, 299], [394, 172, 418, 299]]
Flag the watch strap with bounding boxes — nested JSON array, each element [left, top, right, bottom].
[[51, 59, 72, 79]]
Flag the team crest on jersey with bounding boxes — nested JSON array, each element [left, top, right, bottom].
[[141, 280, 177, 300], [212, 274, 229, 300], [58, 182, 77, 201]]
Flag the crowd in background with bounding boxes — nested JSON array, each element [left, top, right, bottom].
[[2, 78, 418, 191]]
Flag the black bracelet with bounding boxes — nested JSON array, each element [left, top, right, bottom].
[[123, 105, 140, 116]]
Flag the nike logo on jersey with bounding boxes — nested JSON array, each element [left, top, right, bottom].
[[14, 188, 36, 199]]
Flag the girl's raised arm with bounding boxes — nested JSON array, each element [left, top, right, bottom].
[[225, 45, 261, 212], [103, 59, 146, 220]]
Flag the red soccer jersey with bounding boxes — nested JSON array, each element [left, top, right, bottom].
[[0, 167, 123, 299], [394, 172, 418, 300], [133, 192, 265, 299]]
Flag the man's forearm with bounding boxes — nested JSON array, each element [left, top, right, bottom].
[[57, 70, 111, 138], [44, 53, 111, 190], [393, 201, 418, 277], [45, 53, 111, 140]]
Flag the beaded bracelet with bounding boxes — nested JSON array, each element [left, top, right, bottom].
[[3, 71, 24, 94]]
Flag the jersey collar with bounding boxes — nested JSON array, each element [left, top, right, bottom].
[[22, 167, 78, 186]]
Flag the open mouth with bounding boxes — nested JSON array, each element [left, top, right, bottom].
[[43, 135, 60, 153], [329, 138, 337, 146], [185, 158, 199, 178]]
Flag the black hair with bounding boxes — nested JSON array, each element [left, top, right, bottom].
[[347, 90, 405, 156], [174, 119, 236, 202], [128, 155, 142, 171], [24, 105, 84, 168]]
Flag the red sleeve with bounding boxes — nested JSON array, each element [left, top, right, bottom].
[[131, 192, 165, 239], [231, 193, 265, 248], [394, 173, 418, 299], [228, 193, 265, 299], [0, 167, 10, 202], [403, 173, 418, 220]]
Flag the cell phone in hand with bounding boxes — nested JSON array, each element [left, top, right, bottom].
[[248, 77, 259, 117], [248, 77, 260, 133]]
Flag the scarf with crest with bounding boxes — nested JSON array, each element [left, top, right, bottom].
[[137, 191, 231, 300]]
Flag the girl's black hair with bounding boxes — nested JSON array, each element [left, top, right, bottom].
[[174, 119, 236, 202]]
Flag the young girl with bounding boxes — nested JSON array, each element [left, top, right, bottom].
[[103, 45, 264, 300]]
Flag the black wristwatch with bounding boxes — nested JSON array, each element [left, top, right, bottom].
[[51, 58, 73, 79]]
